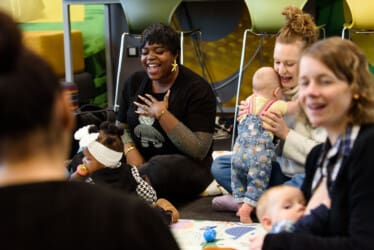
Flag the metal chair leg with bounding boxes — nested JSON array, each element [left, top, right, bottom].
[[114, 32, 129, 112], [231, 28, 250, 149]]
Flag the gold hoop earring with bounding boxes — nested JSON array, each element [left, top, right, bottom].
[[353, 93, 360, 100], [171, 59, 178, 72]]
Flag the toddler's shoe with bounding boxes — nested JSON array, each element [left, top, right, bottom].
[[200, 179, 229, 196], [211, 194, 239, 212]]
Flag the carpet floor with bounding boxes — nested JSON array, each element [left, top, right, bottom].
[[176, 196, 239, 222]]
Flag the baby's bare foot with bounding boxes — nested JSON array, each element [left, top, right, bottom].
[[236, 203, 254, 223], [239, 215, 253, 224]]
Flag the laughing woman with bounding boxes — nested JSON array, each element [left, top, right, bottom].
[[116, 23, 216, 200]]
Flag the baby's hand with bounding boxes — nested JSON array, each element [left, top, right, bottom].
[[238, 99, 249, 121]]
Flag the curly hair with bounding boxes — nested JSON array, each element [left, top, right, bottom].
[[277, 6, 319, 48], [301, 37, 374, 125], [140, 23, 180, 56], [91, 121, 124, 152]]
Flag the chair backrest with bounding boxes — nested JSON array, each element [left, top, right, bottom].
[[244, 0, 307, 33], [120, 0, 182, 34], [343, 0, 374, 30]]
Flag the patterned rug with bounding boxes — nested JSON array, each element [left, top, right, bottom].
[[171, 219, 265, 250]]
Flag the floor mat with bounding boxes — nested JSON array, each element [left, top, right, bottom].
[[171, 219, 265, 250]]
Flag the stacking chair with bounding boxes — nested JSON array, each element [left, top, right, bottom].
[[231, 0, 307, 149], [341, 0, 374, 67], [113, 0, 202, 112], [341, 0, 374, 39]]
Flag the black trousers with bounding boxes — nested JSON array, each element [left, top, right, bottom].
[[138, 154, 213, 201]]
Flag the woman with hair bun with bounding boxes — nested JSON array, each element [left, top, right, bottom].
[[211, 6, 326, 217], [260, 6, 327, 185]]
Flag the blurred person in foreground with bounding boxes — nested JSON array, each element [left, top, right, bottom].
[[0, 11, 179, 250]]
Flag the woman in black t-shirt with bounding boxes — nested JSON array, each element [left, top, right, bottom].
[[117, 23, 216, 200]]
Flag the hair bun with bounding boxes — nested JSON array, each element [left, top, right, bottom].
[[279, 5, 319, 45], [282, 6, 310, 34], [0, 11, 23, 72], [100, 121, 124, 137], [282, 5, 303, 26]]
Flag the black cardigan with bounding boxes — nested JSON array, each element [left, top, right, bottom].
[[263, 124, 374, 250]]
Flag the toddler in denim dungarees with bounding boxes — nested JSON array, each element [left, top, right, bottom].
[[232, 67, 298, 223]]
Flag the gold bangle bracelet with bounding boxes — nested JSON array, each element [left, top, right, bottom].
[[125, 146, 136, 156], [157, 109, 166, 120]]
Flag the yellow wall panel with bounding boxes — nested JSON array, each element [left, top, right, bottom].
[[0, 0, 84, 23]]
